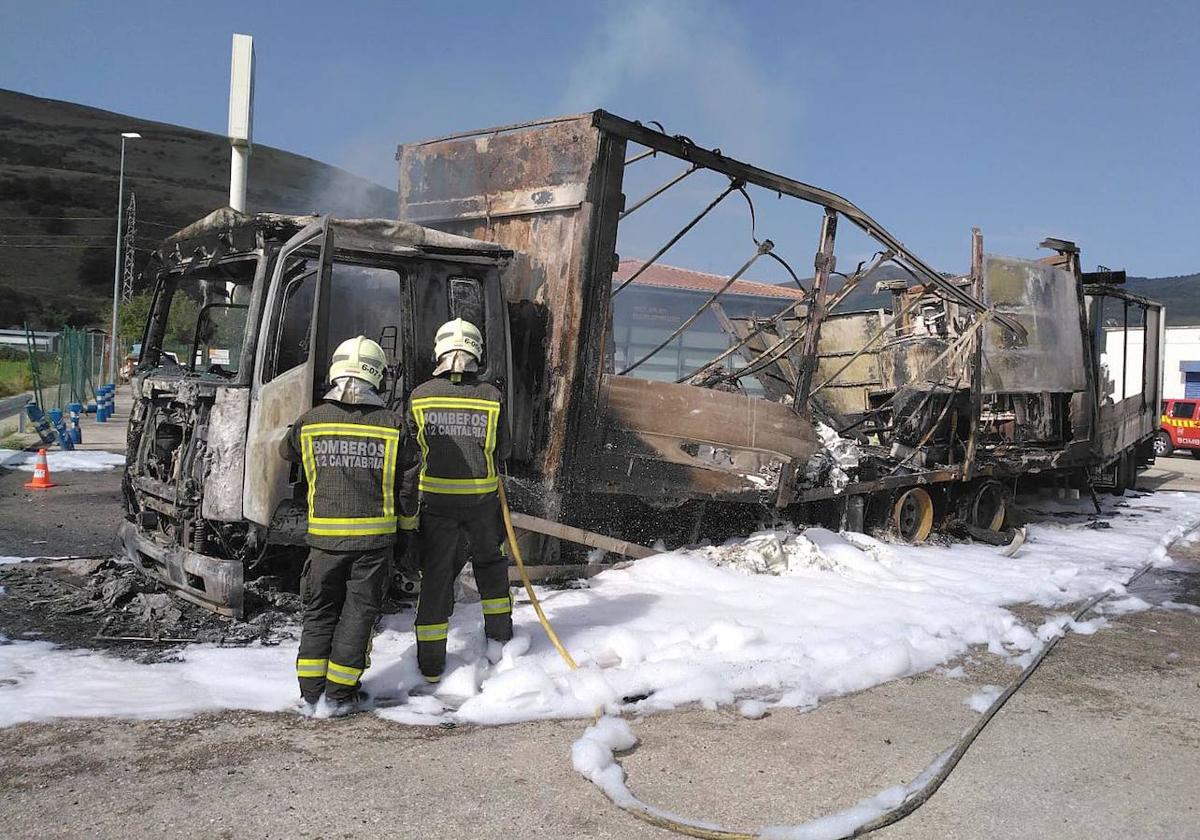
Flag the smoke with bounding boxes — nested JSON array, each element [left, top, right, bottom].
[[257, 143, 396, 220], [297, 165, 396, 219], [560, 0, 800, 165]]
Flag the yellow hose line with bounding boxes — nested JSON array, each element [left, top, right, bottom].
[[497, 483, 756, 840], [498, 483, 579, 671]]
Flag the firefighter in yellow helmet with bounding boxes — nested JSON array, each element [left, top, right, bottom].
[[280, 335, 418, 715], [407, 318, 512, 683]]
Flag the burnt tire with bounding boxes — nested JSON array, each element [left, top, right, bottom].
[[1154, 432, 1173, 458], [892, 487, 934, 543], [969, 481, 1007, 531]]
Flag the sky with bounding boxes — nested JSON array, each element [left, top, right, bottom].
[[1, 0, 1197, 277]]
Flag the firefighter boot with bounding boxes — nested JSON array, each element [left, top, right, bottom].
[[328, 688, 371, 718]]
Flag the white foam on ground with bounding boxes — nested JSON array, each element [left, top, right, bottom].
[[0, 556, 85, 565], [1162, 601, 1200, 614], [0, 449, 125, 472], [964, 684, 1002, 713], [0, 639, 295, 727], [0, 493, 1197, 735]]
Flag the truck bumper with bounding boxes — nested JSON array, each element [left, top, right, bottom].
[[117, 520, 245, 618]]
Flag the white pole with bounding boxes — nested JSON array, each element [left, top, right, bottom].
[[228, 34, 255, 212], [230, 141, 249, 212], [108, 137, 127, 385]]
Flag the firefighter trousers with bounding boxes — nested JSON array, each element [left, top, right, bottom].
[[414, 496, 513, 680], [296, 546, 391, 703]]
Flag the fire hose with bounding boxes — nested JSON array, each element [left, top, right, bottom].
[[497, 482, 1169, 839]]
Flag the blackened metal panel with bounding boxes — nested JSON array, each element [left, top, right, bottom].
[[588, 375, 817, 501], [980, 255, 1087, 394], [397, 117, 620, 505], [815, 310, 884, 415]]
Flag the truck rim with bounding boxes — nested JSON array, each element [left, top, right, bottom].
[[971, 482, 1007, 531], [892, 487, 934, 542]]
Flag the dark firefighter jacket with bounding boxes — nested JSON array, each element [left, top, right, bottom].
[[406, 374, 508, 506], [281, 401, 419, 551]]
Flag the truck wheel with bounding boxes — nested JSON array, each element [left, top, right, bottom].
[[1154, 432, 1173, 457], [892, 487, 934, 543], [969, 481, 1007, 531], [1191, 450, 1200, 460]]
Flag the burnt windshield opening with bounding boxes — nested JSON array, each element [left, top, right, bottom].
[[142, 257, 258, 380]]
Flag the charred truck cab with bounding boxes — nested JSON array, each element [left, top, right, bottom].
[[120, 209, 510, 616]]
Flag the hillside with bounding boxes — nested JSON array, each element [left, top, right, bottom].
[[0, 89, 396, 329], [1125, 273, 1200, 325]]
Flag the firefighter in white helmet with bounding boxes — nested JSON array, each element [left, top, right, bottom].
[[406, 318, 512, 683], [280, 335, 418, 715]]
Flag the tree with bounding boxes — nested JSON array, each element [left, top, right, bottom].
[[165, 294, 201, 346], [118, 294, 153, 344], [119, 291, 201, 347]]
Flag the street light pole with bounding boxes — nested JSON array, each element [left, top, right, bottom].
[[108, 131, 140, 384]]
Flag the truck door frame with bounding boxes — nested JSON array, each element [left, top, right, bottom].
[[242, 217, 334, 528]]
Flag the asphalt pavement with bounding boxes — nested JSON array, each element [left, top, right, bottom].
[[1139, 449, 1200, 492]]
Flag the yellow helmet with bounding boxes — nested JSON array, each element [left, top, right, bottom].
[[328, 335, 386, 389], [433, 318, 483, 363]]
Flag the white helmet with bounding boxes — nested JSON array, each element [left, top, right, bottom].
[[328, 335, 386, 389], [433, 318, 483, 364]]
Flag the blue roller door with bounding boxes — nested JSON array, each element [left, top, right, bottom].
[[1186, 371, 1200, 399]]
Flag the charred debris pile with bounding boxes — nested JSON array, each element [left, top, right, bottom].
[[0, 557, 301, 656]]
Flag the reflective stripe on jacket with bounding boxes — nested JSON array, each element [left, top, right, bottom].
[[301, 421, 400, 536], [281, 402, 418, 551], [407, 375, 507, 502]]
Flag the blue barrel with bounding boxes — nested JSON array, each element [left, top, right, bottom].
[[96, 386, 110, 422], [24, 402, 57, 446], [48, 408, 74, 450]]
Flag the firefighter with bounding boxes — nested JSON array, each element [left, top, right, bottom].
[[281, 335, 418, 715], [408, 318, 512, 683]]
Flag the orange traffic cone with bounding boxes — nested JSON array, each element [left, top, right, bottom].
[[24, 448, 56, 490]]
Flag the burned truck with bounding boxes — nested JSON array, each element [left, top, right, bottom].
[[120, 210, 513, 615], [397, 111, 1164, 543], [122, 111, 1163, 616]]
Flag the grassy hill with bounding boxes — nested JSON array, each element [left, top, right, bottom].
[[1125, 274, 1200, 325], [0, 89, 396, 329]]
